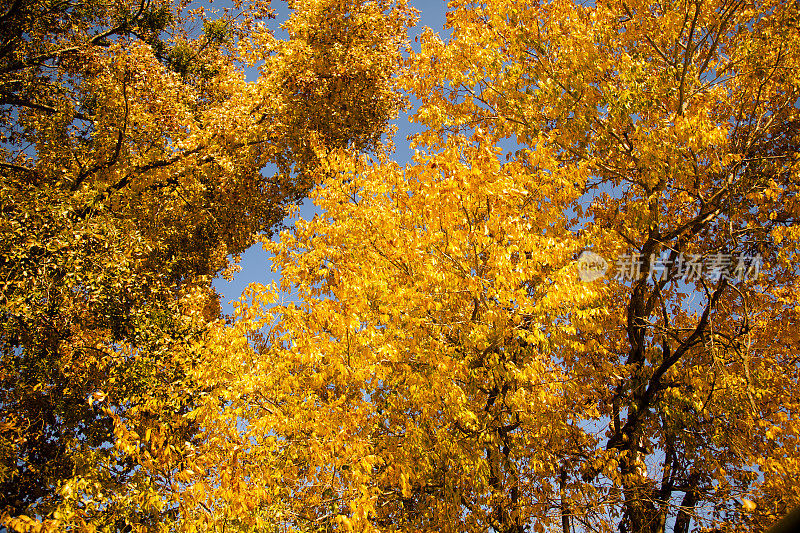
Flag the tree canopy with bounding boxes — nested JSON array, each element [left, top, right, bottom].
[[2, 0, 800, 531], [0, 0, 413, 530]]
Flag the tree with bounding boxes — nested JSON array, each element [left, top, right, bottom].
[[0, 0, 414, 530], [191, 0, 800, 531]]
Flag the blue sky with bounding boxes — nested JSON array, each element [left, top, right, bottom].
[[212, 0, 451, 315]]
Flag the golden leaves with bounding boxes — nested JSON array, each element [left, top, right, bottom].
[[4, 0, 798, 531], [184, 0, 800, 531], [1, 0, 416, 529]]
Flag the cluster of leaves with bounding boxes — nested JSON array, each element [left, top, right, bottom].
[[0, 0, 414, 530], [4, 0, 800, 531], [185, 0, 800, 532]]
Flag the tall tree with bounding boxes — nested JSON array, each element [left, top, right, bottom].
[[191, 0, 800, 531], [0, 0, 413, 530]]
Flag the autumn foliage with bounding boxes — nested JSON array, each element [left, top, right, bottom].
[[0, 0, 412, 529], [2, 0, 800, 531]]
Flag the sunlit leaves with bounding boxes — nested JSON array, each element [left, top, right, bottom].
[[191, 0, 800, 532], [4, 0, 799, 530], [1, 0, 411, 530]]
